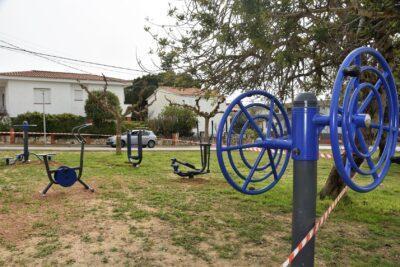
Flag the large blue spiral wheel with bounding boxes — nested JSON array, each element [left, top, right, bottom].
[[330, 47, 399, 192], [216, 90, 292, 195]]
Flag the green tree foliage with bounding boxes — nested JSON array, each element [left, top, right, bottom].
[[124, 71, 200, 121], [148, 105, 197, 137], [148, 0, 400, 102], [85, 91, 121, 125]]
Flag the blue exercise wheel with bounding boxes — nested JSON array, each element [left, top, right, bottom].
[[216, 90, 292, 195], [330, 47, 399, 192]]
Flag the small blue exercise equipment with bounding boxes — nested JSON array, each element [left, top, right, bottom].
[[38, 123, 94, 196], [3, 121, 55, 165]]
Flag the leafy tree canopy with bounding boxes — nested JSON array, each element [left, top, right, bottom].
[[149, 105, 197, 137], [85, 90, 121, 125], [147, 0, 400, 102]]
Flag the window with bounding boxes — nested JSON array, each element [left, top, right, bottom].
[[34, 88, 51, 104], [74, 89, 83, 101]]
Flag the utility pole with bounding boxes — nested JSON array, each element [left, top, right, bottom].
[[42, 90, 47, 145]]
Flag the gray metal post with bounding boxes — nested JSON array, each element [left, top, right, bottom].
[[291, 93, 319, 266], [22, 121, 29, 162], [42, 91, 47, 145]]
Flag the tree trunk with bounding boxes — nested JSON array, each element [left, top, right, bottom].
[[319, 153, 364, 199], [204, 117, 210, 141], [319, 162, 346, 199], [115, 117, 122, 155]]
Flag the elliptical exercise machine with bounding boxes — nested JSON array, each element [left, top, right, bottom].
[[126, 130, 143, 167], [39, 123, 94, 196], [171, 122, 214, 178], [3, 121, 54, 165]]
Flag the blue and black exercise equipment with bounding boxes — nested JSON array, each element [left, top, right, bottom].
[[38, 123, 94, 196], [3, 121, 55, 165], [390, 105, 400, 164], [171, 121, 214, 179], [126, 130, 143, 167], [216, 47, 398, 265]]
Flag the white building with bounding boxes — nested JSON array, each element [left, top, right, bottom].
[[0, 70, 129, 117], [146, 86, 228, 135]]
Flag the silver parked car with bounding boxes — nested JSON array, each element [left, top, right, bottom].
[[106, 130, 157, 148]]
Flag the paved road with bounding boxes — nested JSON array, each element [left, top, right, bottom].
[[0, 145, 204, 151], [1, 145, 399, 152]]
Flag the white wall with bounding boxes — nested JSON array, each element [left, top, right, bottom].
[[6, 80, 127, 117], [148, 89, 228, 135]]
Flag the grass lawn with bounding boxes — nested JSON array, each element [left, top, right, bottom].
[[0, 150, 399, 266]]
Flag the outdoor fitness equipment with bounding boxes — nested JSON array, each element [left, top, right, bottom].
[[171, 122, 214, 178], [126, 130, 143, 167], [390, 106, 400, 164], [39, 123, 94, 196], [392, 155, 400, 164], [3, 121, 54, 165], [216, 47, 398, 266]]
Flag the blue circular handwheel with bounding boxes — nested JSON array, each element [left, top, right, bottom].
[[330, 47, 399, 192], [54, 166, 78, 187], [216, 90, 292, 195]]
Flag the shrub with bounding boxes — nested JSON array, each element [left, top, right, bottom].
[[85, 91, 121, 125], [149, 106, 197, 137], [10, 112, 85, 133], [121, 121, 148, 133], [4, 111, 148, 135], [0, 117, 11, 131], [48, 113, 86, 133]]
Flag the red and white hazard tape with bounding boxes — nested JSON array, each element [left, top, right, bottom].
[[244, 147, 334, 159], [319, 152, 333, 159], [281, 185, 349, 267], [0, 131, 111, 137], [158, 137, 210, 145]]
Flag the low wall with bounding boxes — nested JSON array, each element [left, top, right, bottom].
[[0, 131, 110, 145]]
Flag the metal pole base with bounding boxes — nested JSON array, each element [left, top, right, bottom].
[[292, 160, 317, 267]]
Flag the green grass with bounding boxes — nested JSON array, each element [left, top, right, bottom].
[[0, 150, 399, 266]]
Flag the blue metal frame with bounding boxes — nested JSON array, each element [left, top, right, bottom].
[[330, 47, 398, 192], [39, 123, 94, 196], [3, 121, 49, 165], [216, 47, 399, 194], [216, 90, 292, 195]]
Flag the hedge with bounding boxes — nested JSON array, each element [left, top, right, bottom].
[[148, 105, 197, 137], [0, 112, 148, 135]]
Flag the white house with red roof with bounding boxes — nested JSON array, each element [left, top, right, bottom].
[[0, 70, 130, 117], [146, 86, 228, 135]]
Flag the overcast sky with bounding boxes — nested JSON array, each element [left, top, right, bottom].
[[0, 0, 173, 80]]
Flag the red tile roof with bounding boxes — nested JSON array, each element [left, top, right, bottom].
[[0, 70, 129, 83], [160, 86, 205, 96]]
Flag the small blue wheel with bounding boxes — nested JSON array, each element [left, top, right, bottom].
[[54, 166, 78, 187], [330, 47, 399, 192], [216, 90, 292, 195]]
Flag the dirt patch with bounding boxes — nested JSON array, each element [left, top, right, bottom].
[[0, 182, 98, 243]]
